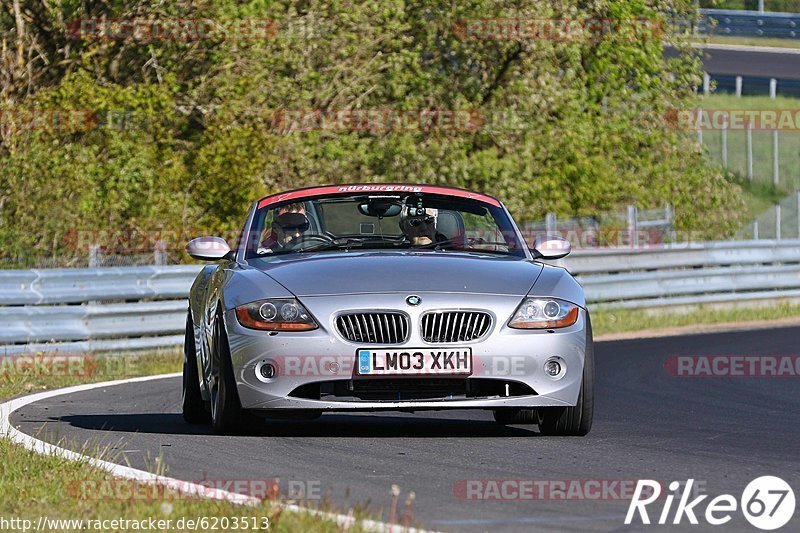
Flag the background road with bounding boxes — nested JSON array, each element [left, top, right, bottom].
[[697, 45, 800, 80], [10, 327, 800, 532], [664, 44, 800, 82]]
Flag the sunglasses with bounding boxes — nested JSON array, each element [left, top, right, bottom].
[[407, 215, 435, 227], [278, 221, 310, 232], [274, 212, 310, 232]]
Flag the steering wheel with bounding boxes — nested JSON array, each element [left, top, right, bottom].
[[285, 233, 336, 250]]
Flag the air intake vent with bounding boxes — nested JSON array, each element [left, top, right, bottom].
[[336, 312, 409, 344], [421, 311, 492, 343]]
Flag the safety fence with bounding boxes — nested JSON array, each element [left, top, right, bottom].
[[699, 8, 800, 39], [2, 240, 800, 354]]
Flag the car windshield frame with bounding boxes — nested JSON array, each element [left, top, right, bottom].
[[242, 188, 527, 260]]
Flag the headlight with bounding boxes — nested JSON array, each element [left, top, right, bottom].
[[508, 298, 580, 329], [235, 298, 318, 331]]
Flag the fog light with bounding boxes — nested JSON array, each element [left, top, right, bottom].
[[255, 361, 275, 382], [544, 357, 566, 380]]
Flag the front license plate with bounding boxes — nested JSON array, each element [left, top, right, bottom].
[[357, 348, 472, 376]]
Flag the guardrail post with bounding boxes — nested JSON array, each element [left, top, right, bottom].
[[747, 121, 753, 181], [696, 108, 703, 144], [665, 203, 675, 242], [753, 220, 759, 240], [770, 78, 777, 99], [797, 190, 800, 239], [735, 76, 742, 97], [773, 129, 780, 186], [627, 205, 638, 249], [776, 204, 782, 240], [154, 240, 167, 265], [89, 245, 100, 268], [758, 0, 765, 13], [545, 212, 557, 235], [703, 72, 710, 95], [721, 117, 728, 167]]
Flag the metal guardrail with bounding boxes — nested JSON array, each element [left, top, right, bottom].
[[0, 265, 202, 355], [565, 239, 800, 273], [1, 239, 800, 354], [700, 8, 800, 39], [565, 239, 800, 308], [0, 265, 201, 305]]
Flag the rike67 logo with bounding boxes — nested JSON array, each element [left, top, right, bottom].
[[626, 477, 795, 530]]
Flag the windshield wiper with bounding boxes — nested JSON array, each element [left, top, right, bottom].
[[417, 238, 514, 252], [296, 237, 403, 253], [293, 238, 360, 253]]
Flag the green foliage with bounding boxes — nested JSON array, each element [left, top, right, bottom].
[[0, 0, 744, 264]]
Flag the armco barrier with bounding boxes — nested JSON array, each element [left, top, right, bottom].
[[699, 9, 800, 39], [0, 265, 202, 305], [564, 239, 800, 307], [0, 265, 202, 355], [1, 239, 799, 354]]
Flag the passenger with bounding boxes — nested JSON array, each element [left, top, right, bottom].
[[399, 206, 445, 246]]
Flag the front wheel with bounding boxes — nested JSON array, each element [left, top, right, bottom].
[[210, 315, 260, 435], [182, 312, 210, 424]]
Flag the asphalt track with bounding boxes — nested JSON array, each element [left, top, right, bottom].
[[672, 44, 800, 80], [10, 326, 800, 532]]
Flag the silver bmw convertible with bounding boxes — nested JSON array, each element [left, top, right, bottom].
[[183, 184, 593, 436]]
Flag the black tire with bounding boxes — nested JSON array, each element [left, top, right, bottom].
[[210, 314, 261, 435], [182, 312, 210, 424], [537, 314, 595, 436], [492, 408, 537, 425]]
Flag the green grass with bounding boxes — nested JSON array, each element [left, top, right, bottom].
[[734, 176, 790, 226], [592, 302, 800, 337], [0, 349, 181, 400], [700, 93, 800, 110], [696, 94, 800, 193], [0, 350, 367, 533], [0, 438, 349, 533], [689, 94, 800, 229], [688, 35, 800, 50]]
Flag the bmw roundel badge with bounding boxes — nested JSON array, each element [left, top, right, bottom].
[[406, 295, 422, 306]]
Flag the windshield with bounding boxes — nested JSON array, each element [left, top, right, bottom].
[[244, 192, 525, 258]]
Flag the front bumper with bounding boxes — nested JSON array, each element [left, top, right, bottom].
[[225, 292, 588, 411]]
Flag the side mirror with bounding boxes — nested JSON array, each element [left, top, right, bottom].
[[186, 236, 233, 261], [530, 235, 571, 260]]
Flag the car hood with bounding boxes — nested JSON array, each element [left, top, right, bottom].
[[247, 251, 543, 296]]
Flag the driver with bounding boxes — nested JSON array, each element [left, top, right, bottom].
[[258, 203, 310, 253]]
